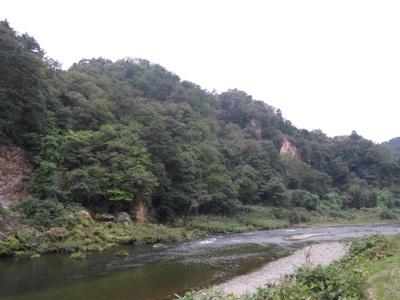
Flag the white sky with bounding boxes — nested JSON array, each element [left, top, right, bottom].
[[2, 0, 400, 143]]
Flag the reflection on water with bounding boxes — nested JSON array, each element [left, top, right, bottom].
[[1, 224, 399, 300]]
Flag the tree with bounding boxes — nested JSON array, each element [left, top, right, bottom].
[[0, 20, 52, 145]]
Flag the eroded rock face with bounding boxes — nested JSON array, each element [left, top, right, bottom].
[[280, 138, 300, 159], [0, 212, 20, 234], [134, 202, 148, 224], [0, 145, 33, 209]]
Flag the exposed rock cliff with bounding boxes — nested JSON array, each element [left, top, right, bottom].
[[280, 138, 300, 159], [250, 118, 262, 137], [0, 145, 33, 209]]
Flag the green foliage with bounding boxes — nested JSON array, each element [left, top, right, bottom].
[[290, 189, 319, 210], [237, 206, 290, 229], [0, 236, 20, 256], [259, 264, 365, 299], [175, 289, 237, 300], [129, 224, 186, 245], [379, 209, 398, 220], [2, 20, 400, 225], [361, 235, 400, 300], [185, 215, 254, 234], [382, 136, 400, 158], [115, 250, 129, 257], [70, 251, 85, 259], [343, 232, 396, 262], [106, 189, 133, 202], [16, 198, 64, 230], [0, 20, 53, 145], [185, 208, 293, 234]]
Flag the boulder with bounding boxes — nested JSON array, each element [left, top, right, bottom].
[[77, 210, 95, 226], [117, 212, 132, 226]]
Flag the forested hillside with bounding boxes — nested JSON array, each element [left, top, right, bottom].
[[1, 19, 400, 223], [382, 137, 400, 158]]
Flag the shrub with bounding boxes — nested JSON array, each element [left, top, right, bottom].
[[379, 209, 397, 220], [343, 232, 396, 262], [0, 236, 20, 256], [290, 190, 319, 210], [256, 264, 365, 300], [16, 198, 64, 229]]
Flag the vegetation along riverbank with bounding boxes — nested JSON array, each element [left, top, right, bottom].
[[0, 201, 398, 258]]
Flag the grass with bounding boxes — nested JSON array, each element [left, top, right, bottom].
[[185, 206, 314, 234], [185, 206, 399, 236], [298, 207, 400, 227], [363, 235, 400, 300]]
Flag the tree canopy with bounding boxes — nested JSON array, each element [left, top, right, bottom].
[[1, 20, 400, 220]]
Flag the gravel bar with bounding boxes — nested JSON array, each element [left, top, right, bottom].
[[213, 241, 349, 296]]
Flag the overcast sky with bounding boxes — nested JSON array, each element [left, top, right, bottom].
[[2, 1, 399, 143]]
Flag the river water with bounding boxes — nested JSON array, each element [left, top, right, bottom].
[[1, 224, 399, 300]]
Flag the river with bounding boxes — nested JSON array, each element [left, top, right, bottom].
[[1, 224, 399, 300]]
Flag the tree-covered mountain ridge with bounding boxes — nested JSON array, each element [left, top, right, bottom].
[[382, 137, 400, 158], [1, 19, 400, 223]]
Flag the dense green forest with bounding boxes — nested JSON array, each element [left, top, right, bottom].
[[382, 137, 400, 158], [1, 19, 400, 224]]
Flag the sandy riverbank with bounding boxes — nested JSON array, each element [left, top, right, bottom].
[[213, 241, 349, 296]]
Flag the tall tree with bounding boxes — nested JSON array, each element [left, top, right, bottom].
[[0, 20, 51, 144]]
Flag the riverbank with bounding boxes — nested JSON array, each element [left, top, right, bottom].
[[1, 204, 396, 257], [213, 241, 349, 296]]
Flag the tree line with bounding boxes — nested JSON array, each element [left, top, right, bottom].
[[1, 20, 400, 221]]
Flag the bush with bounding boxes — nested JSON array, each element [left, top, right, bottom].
[[379, 209, 397, 220], [16, 198, 64, 229], [290, 190, 319, 210], [272, 207, 310, 223], [343, 232, 396, 261], [256, 264, 365, 300], [0, 236, 21, 256]]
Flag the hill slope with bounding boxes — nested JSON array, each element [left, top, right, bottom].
[[382, 137, 400, 158], [1, 20, 400, 222]]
